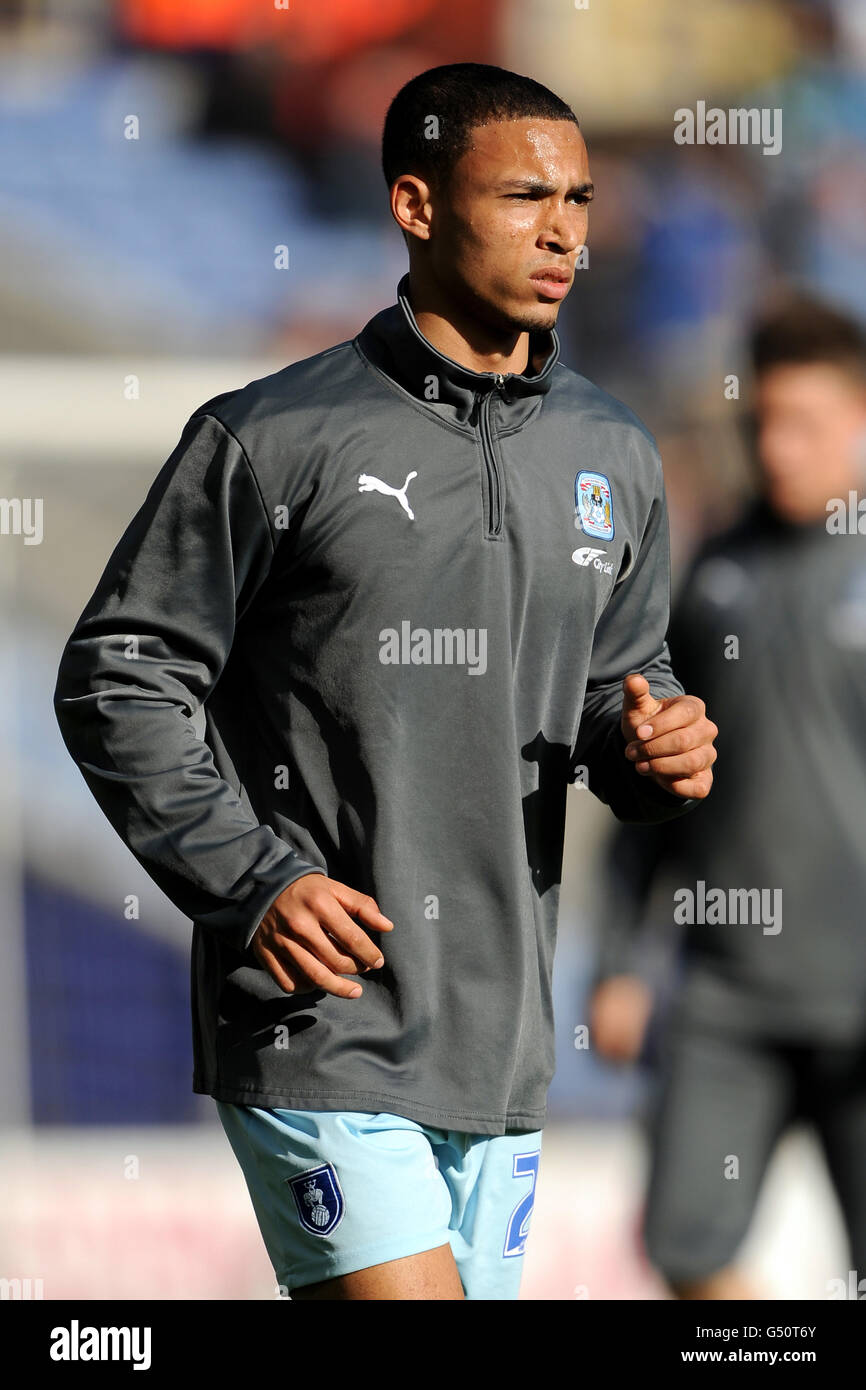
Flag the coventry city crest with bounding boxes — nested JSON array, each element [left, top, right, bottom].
[[287, 1163, 345, 1237], [575, 470, 614, 541]]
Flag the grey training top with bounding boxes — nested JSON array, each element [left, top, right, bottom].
[[54, 274, 694, 1134], [595, 498, 866, 1042]]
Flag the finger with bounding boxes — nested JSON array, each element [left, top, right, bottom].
[[322, 930, 382, 972], [330, 882, 395, 933], [253, 918, 369, 997], [290, 881, 389, 968], [314, 898, 389, 969], [649, 768, 714, 800], [621, 672, 664, 721], [272, 904, 377, 974], [632, 744, 718, 777], [260, 950, 333, 997], [273, 937, 366, 998], [252, 940, 303, 997], [294, 921, 375, 975], [626, 695, 709, 742], [626, 719, 718, 763]]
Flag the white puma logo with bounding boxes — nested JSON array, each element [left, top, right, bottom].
[[358, 470, 418, 521]]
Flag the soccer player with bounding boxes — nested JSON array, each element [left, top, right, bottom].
[[53, 63, 717, 1301], [590, 297, 866, 1299]]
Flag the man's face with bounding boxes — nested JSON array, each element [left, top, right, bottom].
[[755, 363, 866, 523], [426, 117, 592, 336]]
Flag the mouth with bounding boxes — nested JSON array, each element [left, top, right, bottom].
[[529, 267, 572, 300]]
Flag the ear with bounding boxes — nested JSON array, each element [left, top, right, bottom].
[[390, 174, 434, 243]]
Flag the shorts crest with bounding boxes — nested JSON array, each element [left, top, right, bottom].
[[287, 1162, 345, 1237]]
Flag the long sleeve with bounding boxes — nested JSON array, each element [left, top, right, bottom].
[[570, 440, 698, 824], [53, 410, 325, 954]]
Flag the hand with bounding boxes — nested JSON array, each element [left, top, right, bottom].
[[620, 672, 717, 800], [252, 873, 394, 999], [590, 975, 654, 1063]]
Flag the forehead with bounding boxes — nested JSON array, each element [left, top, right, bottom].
[[455, 117, 589, 182]]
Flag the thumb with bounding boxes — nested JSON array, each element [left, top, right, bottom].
[[621, 673, 663, 731]]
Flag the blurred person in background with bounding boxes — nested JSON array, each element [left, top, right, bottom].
[[590, 297, 866, 1299]]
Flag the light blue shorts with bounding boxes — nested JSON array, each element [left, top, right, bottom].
[[216, 1103, 542, 1299]]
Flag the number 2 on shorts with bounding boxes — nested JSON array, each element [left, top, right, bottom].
[[503, 1150, 541, 1258]]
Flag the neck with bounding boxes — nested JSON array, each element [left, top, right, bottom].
[[406, 267, 532, 376]]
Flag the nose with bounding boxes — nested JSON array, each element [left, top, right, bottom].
[[539, 199, 585, 255]]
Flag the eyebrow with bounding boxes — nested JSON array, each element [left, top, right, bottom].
[[495, 178, 595, 198]]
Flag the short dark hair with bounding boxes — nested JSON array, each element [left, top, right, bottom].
[[381, 62, 579, 193], [751, 296, 866, 384]]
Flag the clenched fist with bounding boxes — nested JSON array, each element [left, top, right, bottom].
[[620, 672, 717, 801]]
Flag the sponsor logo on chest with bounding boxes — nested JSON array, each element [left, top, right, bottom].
[[571, 545, 614, 575]]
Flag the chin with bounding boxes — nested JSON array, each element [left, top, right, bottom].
[[458, 277, 562, 337], [499, 297, 562, 334]]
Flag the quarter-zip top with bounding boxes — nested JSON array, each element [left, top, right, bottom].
[[54, 274, 695, 1137]]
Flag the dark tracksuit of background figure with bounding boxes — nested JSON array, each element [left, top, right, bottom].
[[53, 273, 695, 1141], [594, 497, 866, 1286]]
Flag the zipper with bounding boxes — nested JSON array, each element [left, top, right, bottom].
[[477, 375, 506, 539]]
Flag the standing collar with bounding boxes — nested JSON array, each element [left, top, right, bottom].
[[354, 272, 561, 426]]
